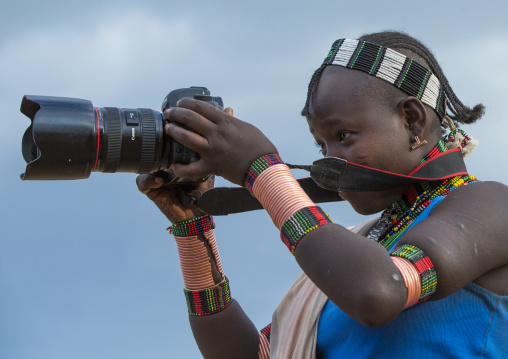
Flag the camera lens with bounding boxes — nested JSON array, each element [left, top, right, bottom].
[[20, 87, 222, 183], [20, 96, 169, 180]]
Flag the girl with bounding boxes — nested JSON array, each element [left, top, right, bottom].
[[137, 31, 508, 358]]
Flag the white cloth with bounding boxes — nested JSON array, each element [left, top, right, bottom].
[[269, 217, 378, 358]]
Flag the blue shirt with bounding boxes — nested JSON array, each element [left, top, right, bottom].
[[317, 197, 508, 358]]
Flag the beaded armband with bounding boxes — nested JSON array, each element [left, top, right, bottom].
[[281, 206, 333, 254], [169, 214, 215, 237], [183, 277, 232, 316], [244, 154, 284, 193], [390, 244, 437, 302]]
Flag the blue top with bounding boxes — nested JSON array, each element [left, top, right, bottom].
[[317, 197, 508, 358]]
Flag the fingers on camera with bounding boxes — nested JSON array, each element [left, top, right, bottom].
[[166, 107, 215, 136], [173, 161, 210, 180], [165, 123, 209, 153], [136, 174, 164, 195], [176, 98, 223, 124]]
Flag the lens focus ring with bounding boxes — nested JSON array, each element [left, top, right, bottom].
[[138, 109, 157, 173], [103, 107, 122, 173]]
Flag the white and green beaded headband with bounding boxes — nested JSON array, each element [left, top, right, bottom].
[[323, 38, 447, 119]]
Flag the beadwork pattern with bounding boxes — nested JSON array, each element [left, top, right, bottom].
[[419, 140, 448, 164], [367, 142, 479, 248], [170, 214, 215, 237], [183, 277, 232, 316], [390, 244, 437, 302], [281, 206, 333, 254], [323, 39, 446, 119], [368, 174, 478, 250], [244, 154, 284, 193], [261, 323, 272, 341]]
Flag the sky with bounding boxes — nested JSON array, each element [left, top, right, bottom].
[[1, 1, 508, 358]]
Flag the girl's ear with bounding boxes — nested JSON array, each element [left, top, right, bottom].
[[399, 96, 427, 135]]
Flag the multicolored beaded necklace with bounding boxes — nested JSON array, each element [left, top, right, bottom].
[[367, 141, 479, 249]]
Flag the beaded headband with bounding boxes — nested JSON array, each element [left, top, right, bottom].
[[323, 38, 446, 119]]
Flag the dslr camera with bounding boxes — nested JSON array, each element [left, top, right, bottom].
[[20, 86, 223, 187]]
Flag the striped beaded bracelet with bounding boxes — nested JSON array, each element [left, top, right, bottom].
[[183, 276, 232, 316], [390, 244, 437, 302], [169, 214, 215, 237], [281, 206, 333, 254], [244, 153, 284, 193]]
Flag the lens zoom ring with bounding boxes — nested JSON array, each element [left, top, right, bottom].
[[139, 109, 157, 173], [104, 107, 122, 173]]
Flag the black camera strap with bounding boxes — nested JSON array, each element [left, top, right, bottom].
[[194, 177, 343, 215], [195, 148, 467, 215]]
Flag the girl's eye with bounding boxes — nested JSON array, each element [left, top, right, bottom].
[[338, 131, 352, 142]]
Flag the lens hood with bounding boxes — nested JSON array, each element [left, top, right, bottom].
[[20, 95, 97, 180]]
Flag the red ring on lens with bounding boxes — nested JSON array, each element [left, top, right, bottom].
[[94, 107, 100, 170]]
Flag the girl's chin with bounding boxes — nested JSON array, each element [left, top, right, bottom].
[[339, 190, 402, 215]]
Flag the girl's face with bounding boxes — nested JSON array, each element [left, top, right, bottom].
[[307, 67, 424, 214]]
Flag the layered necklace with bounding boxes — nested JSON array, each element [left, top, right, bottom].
[[367, 141, 479, 249]]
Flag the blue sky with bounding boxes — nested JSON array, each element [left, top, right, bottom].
[[2, 1, 508, 358]]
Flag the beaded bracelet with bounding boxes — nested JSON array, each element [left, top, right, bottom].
[[183, 276, 232, 316], [390, 244, 437, 302], [169, 214, 215, 237], [244, 153, 284, 193], [281, 206, 333, 254]]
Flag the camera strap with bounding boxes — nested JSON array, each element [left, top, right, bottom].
[[195, 148, 467, 215]]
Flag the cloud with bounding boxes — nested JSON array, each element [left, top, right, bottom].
[[0, 10, 195, 157], [0, 10, 194, 102], [437, 35, 508, 103]]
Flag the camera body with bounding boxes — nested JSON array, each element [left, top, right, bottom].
[[20, 87, 223, 187]]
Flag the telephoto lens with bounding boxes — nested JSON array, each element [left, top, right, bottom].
[[20, 87, 223, 186]]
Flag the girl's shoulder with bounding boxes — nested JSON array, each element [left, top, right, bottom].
[[436, 180, 508, 213]]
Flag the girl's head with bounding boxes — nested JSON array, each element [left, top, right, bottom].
[[303, 31, 484, 214]]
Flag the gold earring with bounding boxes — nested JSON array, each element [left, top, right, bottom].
[[411, 136, 427, 151]]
